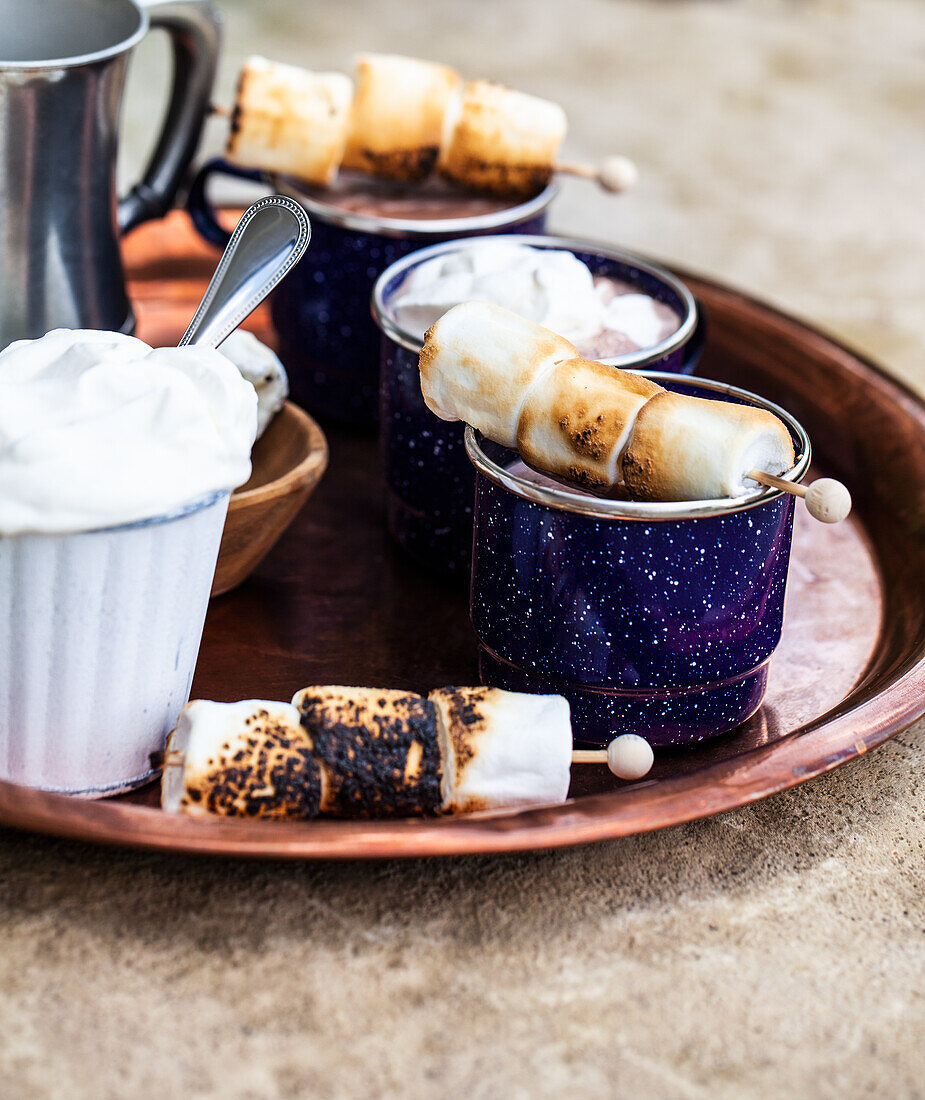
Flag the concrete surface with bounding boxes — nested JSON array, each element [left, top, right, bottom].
[[4, 1, 924, 1096]]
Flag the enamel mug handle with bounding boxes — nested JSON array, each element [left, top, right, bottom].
[[186, 158, 268, 249]]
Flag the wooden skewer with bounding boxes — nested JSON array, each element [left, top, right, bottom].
[[156, 740, 651, 785], [571, 749, 607, 764], [150, 749, 184, 769], [555, 155, 639, 193], [209, 102, 231, 118], [747, 470, 852, 523]]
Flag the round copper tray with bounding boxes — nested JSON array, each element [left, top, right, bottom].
[[0, 212, 922, 859]]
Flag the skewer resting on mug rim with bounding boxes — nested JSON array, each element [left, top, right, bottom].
[[418, 300, 852, 524], [746, 470, 851, 524], [208, 102, 637, 195]]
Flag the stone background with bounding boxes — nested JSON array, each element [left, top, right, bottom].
[[3, 1, 923, 1096]]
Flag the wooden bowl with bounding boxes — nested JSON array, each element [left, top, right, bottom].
[[211, 402, 328, 596]]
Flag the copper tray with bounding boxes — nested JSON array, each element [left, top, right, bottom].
[[0, 212, 922, 859]]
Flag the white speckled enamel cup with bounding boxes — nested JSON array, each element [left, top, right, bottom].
[[0, 491, 229, 796]]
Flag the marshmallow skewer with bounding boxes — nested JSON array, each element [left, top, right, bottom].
[[419, 301, 851, 523], [216, 90, 636, 196], [164, 745, 643, 774], [158, 699, 654, 821], [161, 687, 573, 819], [215, 58, 636, 197]]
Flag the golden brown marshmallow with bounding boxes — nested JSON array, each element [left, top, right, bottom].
[[516, 358, 663, 492], [622, 389, 796, 501], [226, 56, 353, 186], [439, 80, 567, 198], [343, 53, 461, 181], [429, 686, 572, 814], [419, 301, 578, 448]]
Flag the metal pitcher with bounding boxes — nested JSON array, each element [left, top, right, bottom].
[[0, 0, 220, 346]]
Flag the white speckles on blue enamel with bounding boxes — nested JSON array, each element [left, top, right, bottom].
[[471, 468, 796, 747]]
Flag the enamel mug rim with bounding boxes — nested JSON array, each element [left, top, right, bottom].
[[465, 371, 811, 522], [371, 233, 699, 361], [270, 176, 559, 240]]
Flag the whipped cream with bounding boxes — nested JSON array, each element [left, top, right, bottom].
[[0, 330, 258, 535], [392, 241, 678, 350], [219, 330, 289, 438]]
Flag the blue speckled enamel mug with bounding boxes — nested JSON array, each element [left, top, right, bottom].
[[187, 159, 555, 425], [466, 373, 810, 747], [372, 236, 702, 579]]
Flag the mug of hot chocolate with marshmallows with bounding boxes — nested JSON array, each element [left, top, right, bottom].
[[372, 236, 700, 577], [187, 159, 556, 426]]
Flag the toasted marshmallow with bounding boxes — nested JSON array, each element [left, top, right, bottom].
[[292, 686, 442, 817], [517, 358, 663, 492], [439, 80, 567, 198], [227, 56, 353, 186], [622, 389, 796, 501], [343, 53, 461, 181], [419, 301, 577, 447], [161, 700, 321, 818], [419, 301, 796, 503], [429, 687, 572, 813], [219, 330, 288, 439]]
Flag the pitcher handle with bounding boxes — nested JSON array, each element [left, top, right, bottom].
[[119, 2, 222, 235], [186, 158, 268, 249]]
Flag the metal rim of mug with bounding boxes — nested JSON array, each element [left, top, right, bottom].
[[370, 233, 698, 365], [464, 371, 811, 521], [268, 174, 559, 240], [1, 489, 229, 539], [0, 0, 149, 70]]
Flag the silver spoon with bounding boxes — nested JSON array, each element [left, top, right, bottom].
[[179, 195, 311, 349]]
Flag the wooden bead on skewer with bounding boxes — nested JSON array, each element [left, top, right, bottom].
[[747, 470, 852, 523], [555, 154, 639, 193], [572, 734, 655, 780]]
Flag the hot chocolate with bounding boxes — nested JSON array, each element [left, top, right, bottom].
[[290, 171, 516, 222], [372, 233, 698, 579], [390, 240, 681, 356]]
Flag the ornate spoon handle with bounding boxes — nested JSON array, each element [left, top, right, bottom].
[[179, 195, 311, 349]]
